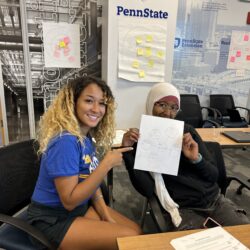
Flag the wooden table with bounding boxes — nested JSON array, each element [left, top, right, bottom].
[[117, 224, 250, 250], [196, 127, 250, 148]]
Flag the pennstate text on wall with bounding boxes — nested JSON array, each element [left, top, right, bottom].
[[117, 6, 168, 19]]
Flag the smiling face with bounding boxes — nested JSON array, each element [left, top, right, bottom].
[[152, 100, 179, 119], [75, 83, 106, 135]]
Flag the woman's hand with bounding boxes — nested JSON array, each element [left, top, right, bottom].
[[122, 128, 140, 147], [182, 133, 199, 161], [92, 189, 117, 223], [101, 147, 133, 171], [101, 212, 116, 223]]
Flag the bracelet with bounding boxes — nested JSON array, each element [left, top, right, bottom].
[[93, 194, 103, 202], [190, 153, 202, 164]]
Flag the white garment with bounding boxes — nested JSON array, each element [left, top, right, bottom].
[[151, 172, 182, 227], [146, 82, 180, 115]]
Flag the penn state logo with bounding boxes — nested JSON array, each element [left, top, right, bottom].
[[174, 37, 181, 48]]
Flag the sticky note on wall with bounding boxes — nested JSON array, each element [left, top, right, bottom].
[[236, 51, 241, 57]]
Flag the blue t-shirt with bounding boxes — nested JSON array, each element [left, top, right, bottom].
[[32, 132, 99, 207]]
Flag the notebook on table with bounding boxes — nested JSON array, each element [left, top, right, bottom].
[[221, 131, 250, 143]]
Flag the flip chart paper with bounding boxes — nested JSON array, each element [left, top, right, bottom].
[[118, 17, 168, 82], [134, 115, 184, 175], [227, 30, 250, 70], [43, 22, 80, 68]]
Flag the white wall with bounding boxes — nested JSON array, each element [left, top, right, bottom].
[[102, 0, 178, 129]]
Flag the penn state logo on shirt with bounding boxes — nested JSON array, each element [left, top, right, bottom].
[[89, 155, 99, 173], [82, 154, 99, 173]]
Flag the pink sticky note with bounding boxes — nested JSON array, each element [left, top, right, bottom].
[[244, 35, 249, 41], [68, 56, 75, 62], [236, 51, 241, 57], [246, 55, 250, 60], [64, 36, 70, 44], [230, 56, 235, 62], [54, 51, 60, 58]]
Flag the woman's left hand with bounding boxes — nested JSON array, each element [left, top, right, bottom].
[[182, 132, 199, 162], [101, 212, 116, 223]]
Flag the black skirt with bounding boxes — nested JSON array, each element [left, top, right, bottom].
[[27, 201, 89, 249]]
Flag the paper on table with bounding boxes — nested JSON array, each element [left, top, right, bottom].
[[170, 226, 249, 250], [134, 115, 184, 175], [113, 130, 126, 146]]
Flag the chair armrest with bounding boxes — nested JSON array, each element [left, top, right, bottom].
[[148, 195, 170, 232], [235, 106, 250, 113], [201, 107, 218, 120], [0, 213, 56, 250], [235, 107, 250, 123], [204, 119, 221, 127], [212, 108, 224, 124]]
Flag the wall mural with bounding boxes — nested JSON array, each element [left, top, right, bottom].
[[172, 0, 250, 108], [27, 0, 102, 110]]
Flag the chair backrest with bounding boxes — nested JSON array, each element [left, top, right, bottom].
[[203, 141, 227, 193], [178, 103, 204, 128], [210, 94, 235, 116], [180, 94, 200, 105], [177, 95, 203, 128], [0, 139, 40, 215]]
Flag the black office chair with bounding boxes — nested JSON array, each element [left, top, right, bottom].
[[0, 139, 109, 250], [126, 141, 250, 232], [209, 94, 249, 128], [0, 139, 56, 250], [176, 94, 219, 128]]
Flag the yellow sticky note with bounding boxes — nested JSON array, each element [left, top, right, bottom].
[[138, 70, 145, 78], [136, 36, 142, 44], [157, 50, 164, 58], [146, 35, 153, 42], [148, 60, 154, 68], [59, 41, 66, 48], [132, 61, 139, 68], [145, 47, 152, 57], [137, 48, 144, 56]]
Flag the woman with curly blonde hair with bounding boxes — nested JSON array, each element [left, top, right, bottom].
[[28, 76, 142, 250]]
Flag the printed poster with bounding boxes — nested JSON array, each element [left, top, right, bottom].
[[43, 22, 81, 68], [118, 17, 168, 82]]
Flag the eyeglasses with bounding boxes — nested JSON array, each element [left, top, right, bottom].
[[154, 102, 179, 113]]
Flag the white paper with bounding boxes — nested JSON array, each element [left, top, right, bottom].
[[43, 22, 81, 68], [113, 130, 126, 146], [171, 226, 249, 250], [134, 115, 184, 175], [227, 30, 250, 70], [118, 17, 168, 82]]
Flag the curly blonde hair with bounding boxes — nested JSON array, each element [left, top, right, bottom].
[[37, 76, 116, 157]]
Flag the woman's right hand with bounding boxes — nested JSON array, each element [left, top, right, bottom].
[[101, 147, 133, 170], [122, 128, 140, 147]]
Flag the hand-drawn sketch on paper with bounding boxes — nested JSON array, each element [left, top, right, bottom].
[[134, 115, 184, 175], [227, 30, 250, 70], [43, 22, 81, 68], [118, 17, 168, 82]]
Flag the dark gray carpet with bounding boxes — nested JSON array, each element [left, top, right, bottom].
[[110, 148, 250, 233]]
